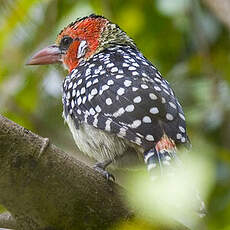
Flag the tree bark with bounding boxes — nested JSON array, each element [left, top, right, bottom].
[[0, 115, 132, 230], [0, 115, 189, 230]]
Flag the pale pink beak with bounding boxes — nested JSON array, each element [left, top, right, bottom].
[[26, 45, 62, 65]]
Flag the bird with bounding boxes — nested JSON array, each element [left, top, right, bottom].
[[27, 14, 205, 216]]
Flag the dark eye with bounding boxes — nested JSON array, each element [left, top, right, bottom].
[[60, 36, 73, 50]]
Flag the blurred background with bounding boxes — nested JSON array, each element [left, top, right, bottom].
[[0, 0, 230, 229]]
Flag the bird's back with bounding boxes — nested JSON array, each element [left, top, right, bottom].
[[62, 45, 189, 157]]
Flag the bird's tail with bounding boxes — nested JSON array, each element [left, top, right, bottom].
[[144, 134, 178, 178], [144, 134, 206, 217]]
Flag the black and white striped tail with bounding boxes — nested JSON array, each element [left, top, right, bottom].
[[144, 147, 175, 180], [144, 134, 177, 179], [144, 135, 206, 217]]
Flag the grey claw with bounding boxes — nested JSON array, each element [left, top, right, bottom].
[[93, 165, 115, 181]]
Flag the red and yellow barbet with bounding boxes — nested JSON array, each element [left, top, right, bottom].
[[27, 14, 206, 216]]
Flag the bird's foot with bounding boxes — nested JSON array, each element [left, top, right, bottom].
[[93, 161, 115, 181]]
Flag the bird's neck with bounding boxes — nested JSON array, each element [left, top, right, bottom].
[[98, 22, 136, 51]]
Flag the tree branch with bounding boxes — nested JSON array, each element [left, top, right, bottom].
[[0, 115, 189, 230], [0, 115, 132, 230]]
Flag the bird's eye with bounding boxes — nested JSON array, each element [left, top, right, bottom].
[[60, 36, 73, 50]]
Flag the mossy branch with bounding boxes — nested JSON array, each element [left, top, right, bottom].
[[0, 115, 189, 230]]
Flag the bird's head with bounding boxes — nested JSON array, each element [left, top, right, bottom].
[[27, 14, 135, 72]]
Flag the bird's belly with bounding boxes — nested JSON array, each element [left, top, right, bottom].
[[65, 115, 143, 166]]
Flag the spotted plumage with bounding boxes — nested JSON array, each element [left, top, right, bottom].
[[62, 45, 189, 153], [27, 14, 205, 216]]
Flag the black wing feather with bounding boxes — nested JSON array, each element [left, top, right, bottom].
[[62, 45, 189, 150]]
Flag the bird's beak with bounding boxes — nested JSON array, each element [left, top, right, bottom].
[[26, 45, 62, 65]]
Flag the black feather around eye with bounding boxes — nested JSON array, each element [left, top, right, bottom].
[[60, 36, 73, 50]]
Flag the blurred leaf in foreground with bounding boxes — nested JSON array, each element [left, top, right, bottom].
[[124, 149, 215, 229]]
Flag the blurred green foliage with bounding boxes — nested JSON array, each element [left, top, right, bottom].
[[0, 0, 230, 229]]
